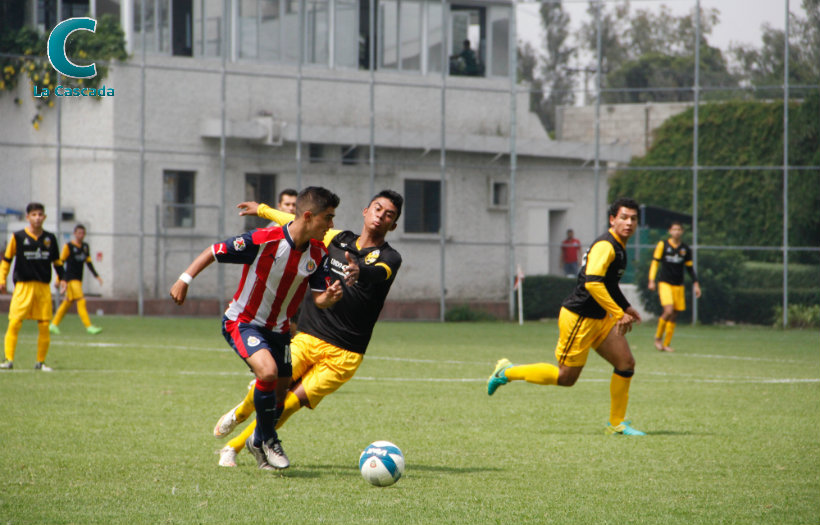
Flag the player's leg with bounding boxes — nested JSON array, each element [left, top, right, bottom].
[[33, 283, 54, 370], [663, 286, 685, 351], [595, 327, 644, 436], [213, 379, 255, 438], [3, 283, 36, 367], [35, 321, 53, 371], [655, 283, 675, 351], [51, 297, 72, 331], [2, 317, 23, 367]]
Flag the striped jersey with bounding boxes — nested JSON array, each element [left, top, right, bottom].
[[213, 223, 330, 334]]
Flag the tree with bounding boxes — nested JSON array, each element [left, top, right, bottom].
[[517, 0, 575, 135]]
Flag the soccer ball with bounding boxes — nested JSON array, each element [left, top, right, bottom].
[[358, 441, 405, 487]]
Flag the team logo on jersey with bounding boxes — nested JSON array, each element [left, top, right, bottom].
[[43, 238, 51, 248], [364, 250, 380, 265], [247, 336, 260, 347], [305, 259, 316, 272], [233, 237, 246, 251]]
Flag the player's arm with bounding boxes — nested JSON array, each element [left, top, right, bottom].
[[86, 257, 102, 284], [246, 202, 342, 247], [308, 254, 343, 308], [685, 259, 702, 298], [357, 251, 401, 284], [647, 241, 664, 290], [0, 236, 15, 294], [51, 238, 66, 290], [169, 247, 216, 305], [584, 241, 627, 320]]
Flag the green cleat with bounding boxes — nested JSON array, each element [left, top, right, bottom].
[[487, 358, 513, 396], [605, 421, 646, 436], [87, 325, 103, 335], [49, 323, 61, 335]]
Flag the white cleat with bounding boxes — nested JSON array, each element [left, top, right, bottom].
[[218, 446, 238, 467], [213, 406, 240, 438], [262, 438, 290, 470], [245, 436, 276, 471], [34, 362, 53, 372]]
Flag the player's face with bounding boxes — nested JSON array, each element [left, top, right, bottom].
[[609, 206, 638, 240], [669, 224, 683, 241], [307, 207, 335, 239], [74, 228, 86, 242], [27, 209, 45, 230], [278, 195, 297, 214], [363, 197, 399, 235]]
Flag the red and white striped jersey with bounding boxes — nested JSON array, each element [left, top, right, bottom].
[[212, 223, 330, 333]]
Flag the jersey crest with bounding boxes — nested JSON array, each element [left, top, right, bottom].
[[364, 250, 380, 265]]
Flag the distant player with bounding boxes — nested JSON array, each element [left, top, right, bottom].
[[487, 198, 646, 436], [0, 203, 66, 371], [213, 190, 403, 469], [50, 224, 104, 335], [648, 221, 701, 352], [170, 187, 345, 470], [277, 188, 298, 214]]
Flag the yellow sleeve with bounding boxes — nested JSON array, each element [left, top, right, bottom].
[[0, 235, 16, 284], [59, 244, 70, 264], [648, 241, 664, 282], [583, 241, 624, 319], [257, 203, 295, 226]]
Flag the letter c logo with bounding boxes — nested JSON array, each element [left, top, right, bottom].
[[47, 17, 97, 79]]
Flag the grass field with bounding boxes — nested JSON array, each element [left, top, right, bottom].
[[0, 315, 818, 524]]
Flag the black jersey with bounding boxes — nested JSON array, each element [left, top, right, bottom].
[[4, 229, 64, 284], [61, 241, 99, 281], [561, 229, 630, 319], [653, 240, 696, 285], [297, 230, 402, 354]]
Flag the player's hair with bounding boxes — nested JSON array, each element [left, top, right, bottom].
[[370, 190, 403, 220], [608, 197, 640, 219], [295, 186, 340, 216], [278, 188, 298, 202], [669, 220, 684, 229], [74, 224, 86, 232], [26, 202, 45, 214]]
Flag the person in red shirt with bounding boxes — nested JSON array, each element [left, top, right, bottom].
[[561, 229, 582, 277]]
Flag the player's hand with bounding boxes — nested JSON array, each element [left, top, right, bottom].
[[647, 280, 656, 291], [694, 282, 702, 299], [616, 312, 636, 336], [59, 280, 67, 294], [236, 201, 260, 217], [96, 276, 103, 286], [0, 284, 6, 294], [315, 280, 343, 308], [169, 280, 189, 305], [343, 251, 359, 287], [625, 306, 642, 323]]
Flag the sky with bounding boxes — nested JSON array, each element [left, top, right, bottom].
[[517, 0, 807, 60]]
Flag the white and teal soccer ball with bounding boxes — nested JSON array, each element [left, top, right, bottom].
[[358, 441, 405, 487]]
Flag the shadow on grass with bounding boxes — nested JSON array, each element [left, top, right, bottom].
[[279, 463, 503, 479]]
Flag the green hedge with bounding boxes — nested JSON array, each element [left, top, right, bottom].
[[734, 289, 820, 325], [519, 275, 577, 320]]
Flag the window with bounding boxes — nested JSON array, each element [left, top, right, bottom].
[[304, 0, 329, 65], [308, 143, 324, 163], [163, 170, 195, 228], [341, 146, 358, 165], [489, 179, 509, 210], [404, 179, 440, 234], [245, 174, 277, 229]]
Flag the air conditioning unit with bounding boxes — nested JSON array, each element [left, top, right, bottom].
[[254, 116, 285, 146]]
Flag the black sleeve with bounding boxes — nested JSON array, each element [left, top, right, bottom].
[[86, 261, 99, 278], [686, 265, 698, 283], [611, 286, 631, 311]]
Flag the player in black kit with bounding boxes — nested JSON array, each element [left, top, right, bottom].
[[213, 190, 403, 469]]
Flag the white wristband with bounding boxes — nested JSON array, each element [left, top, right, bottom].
[[179, 272, 193, 285]]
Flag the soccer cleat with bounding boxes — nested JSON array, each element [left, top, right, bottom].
[[86, 325, 103, 335], [262, 438, 290, 469], [34, 362, 54, 372], [213, 405, 240, 438], [487, 358, 513, 396], [245, 436, 275, 471], [0, 360, 13, 370], [218, 446, 238, 467], [49, 323, 61, 335], [605, 421, 646, 436]]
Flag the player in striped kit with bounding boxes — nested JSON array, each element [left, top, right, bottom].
[[170, 187, 347, 470]]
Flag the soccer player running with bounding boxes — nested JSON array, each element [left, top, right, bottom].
[[50, 224, 104, 335], [213, 190, 403, 469], [1, 203, 67, 371], [647, 221, 701, 352], [488, 198, 646, 436], [170, 187, 346, 470]]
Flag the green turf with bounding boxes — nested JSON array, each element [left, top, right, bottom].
[[0, 316, 817, 524]]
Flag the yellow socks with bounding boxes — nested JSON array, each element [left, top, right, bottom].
[[275, 391, 302, 430], [77, 298, 92, 328], [53, 300, 71, 326], [235, 383, 257, 421], [4, 318, 22, 361], [505, 363, 559, 386], [36, 321, 50, 362], [664, 322, 676, 347], [229, 420, 256, 452], [609, 370, 633, 426], [655, 318, 667, 340]]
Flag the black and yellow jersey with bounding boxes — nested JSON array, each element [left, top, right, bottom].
[[60, 241, 99, 282], [257, 203, 402, 354], [0, 228, 64, 284], [648, 239, 697, 286], [562, 228, 631, 320]]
